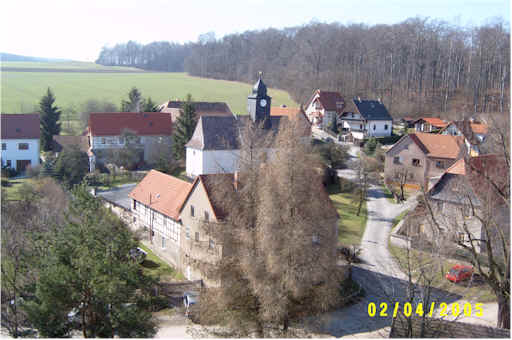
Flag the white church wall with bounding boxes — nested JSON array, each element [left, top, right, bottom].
[[186, 147, 203, 177], [203, 149, 240, 174]]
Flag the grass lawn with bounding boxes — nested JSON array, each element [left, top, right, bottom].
[[2, 62, 296, 115], [2, 177, 37, 201], [391, 209, 409, 230], [138, 244, 185, 282], [328, 184, 368, 247], [388, 243, 496, 303]]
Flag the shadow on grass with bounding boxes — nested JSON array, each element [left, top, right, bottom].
[[141, 259, 160, 269]]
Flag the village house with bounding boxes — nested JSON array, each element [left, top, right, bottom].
[[384, 132, 462, 190], [1, 113, 40, 172], [338, 97, 393, 142], [413, 117, 447, 133], [158, 100, 233, 122], [129, 169, 340, 287], [401, 155, 509, 254], [439, 119, 488, 156], [129, 170, 193, 270], [185, 75, 308, 178], [304, 90, 345, 129], [87, 112, 173, 171]]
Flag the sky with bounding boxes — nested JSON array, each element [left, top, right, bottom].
[[1, 0, 510, 62]]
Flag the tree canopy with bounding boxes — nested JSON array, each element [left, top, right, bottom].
[[39, 87, 61, 151], [172, 94, 197, 160]]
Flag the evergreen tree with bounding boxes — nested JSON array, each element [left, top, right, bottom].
[[39, 88, 61, 151], [24, 184, 157, 338], [172, 94, 197, 160], [143, 97, 159, 112], [121, 87, 143, 112], [54, 146, 89, 187]]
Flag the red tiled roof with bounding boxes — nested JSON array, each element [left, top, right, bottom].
[[306, 90, 344, 112], [271, 106, 311, 135], [410, 132, 462, 159], [414, 117, 447, 128], [1, 113, 40, 139], [129, 170, 193, 221], [88, 112, 172, 136]]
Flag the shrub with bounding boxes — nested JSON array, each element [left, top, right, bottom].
[[363, 137, 377, 155], [1, 166, 17, 178]]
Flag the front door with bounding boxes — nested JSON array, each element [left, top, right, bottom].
[[16, 160, 31, 172]]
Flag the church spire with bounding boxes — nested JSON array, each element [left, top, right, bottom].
[[247, 72, 272, 127], [252, 71, 267, 97]]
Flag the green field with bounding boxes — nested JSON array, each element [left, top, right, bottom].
[[1, 62, 296, 116]]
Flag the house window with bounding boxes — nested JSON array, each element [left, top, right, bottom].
[[393, 157, 401, 165], [190, 205, 195, 217], [133, 200, 137, 210], [162, 237, 166, 249], [204, 211, 209, 221], [163, 216, 167, 226], [195, 232, 199, 242], [312, 234, 320, 244], [1, 143, 5, 150], [360, 124, 363, 130], [384, 124, 388, 130], [18, 143, 29, 150], [186, 226, 190, 239], [6, 160, 11, 167], [209, 239, 215, 249], [118, 137, 124, 144], [373, 124, 376, 130], [435, 161, 444, 169], [101, 137, 106, 144], [412, 159, 420, 167]]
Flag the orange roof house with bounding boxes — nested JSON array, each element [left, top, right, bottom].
[[129, 170, 193, 221], [413, 117, 448, 133]]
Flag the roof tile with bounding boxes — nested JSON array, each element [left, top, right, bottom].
[[1, 113, 40, 139], [88, 112, 172, 136]]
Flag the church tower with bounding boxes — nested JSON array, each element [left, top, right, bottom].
[[247, 72, 272, 128]]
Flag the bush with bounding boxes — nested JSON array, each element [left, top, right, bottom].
[[376, 134, 402, 145], [363, 137, 377, 155], [1, 178, 10, 187], [1, 166, 17, 178], [54, 146, 89, 187]]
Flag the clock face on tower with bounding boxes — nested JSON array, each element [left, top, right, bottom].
[[260, 99, 267, 107]]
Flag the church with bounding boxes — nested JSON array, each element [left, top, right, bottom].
[[185, 74, 308, 177]]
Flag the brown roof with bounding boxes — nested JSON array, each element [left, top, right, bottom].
[[306, 90, 345, 113], [159, 101, 233, 122], [52, 135, 89, 154], [88, 112, 172, 136], [1, 113, 40, 139], [129, 170, 193, 221], [446, 158, 466, 175], [410, 132, 462, 159], [271, 106, 311, 136], [414, 117, 447, 127]]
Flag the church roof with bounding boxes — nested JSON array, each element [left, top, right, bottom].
[[186, 115, 284, 151], [251, 74, 267, 97]]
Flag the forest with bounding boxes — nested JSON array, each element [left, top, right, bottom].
[[95, 17, 510, 116]]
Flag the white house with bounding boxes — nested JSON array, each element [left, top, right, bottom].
[[304, 90, 345, 129], [1, 114, 40, 172], [87, 112, 173, 171], [338, 97, 393, 142], [185, 75, 304, 177]]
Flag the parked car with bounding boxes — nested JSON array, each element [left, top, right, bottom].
[[129, 247, 147, 263], [446, 264, 474, 283]]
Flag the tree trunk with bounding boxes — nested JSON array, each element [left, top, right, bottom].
[[497, 296, 510, 329]]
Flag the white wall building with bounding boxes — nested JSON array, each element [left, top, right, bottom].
[[1, 114, 40, 171], [304, 90, 345, 129], [339, 98, 393, 141]]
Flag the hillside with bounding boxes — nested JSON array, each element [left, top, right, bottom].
[[0, 52, 72, 63], [1, 62, 296, 121]]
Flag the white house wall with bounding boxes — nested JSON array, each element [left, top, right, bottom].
[[365, 120, 392, 137], [186, 147, 204, 177], [0, 138, 40, 170], [203, 150, 240, 174]]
